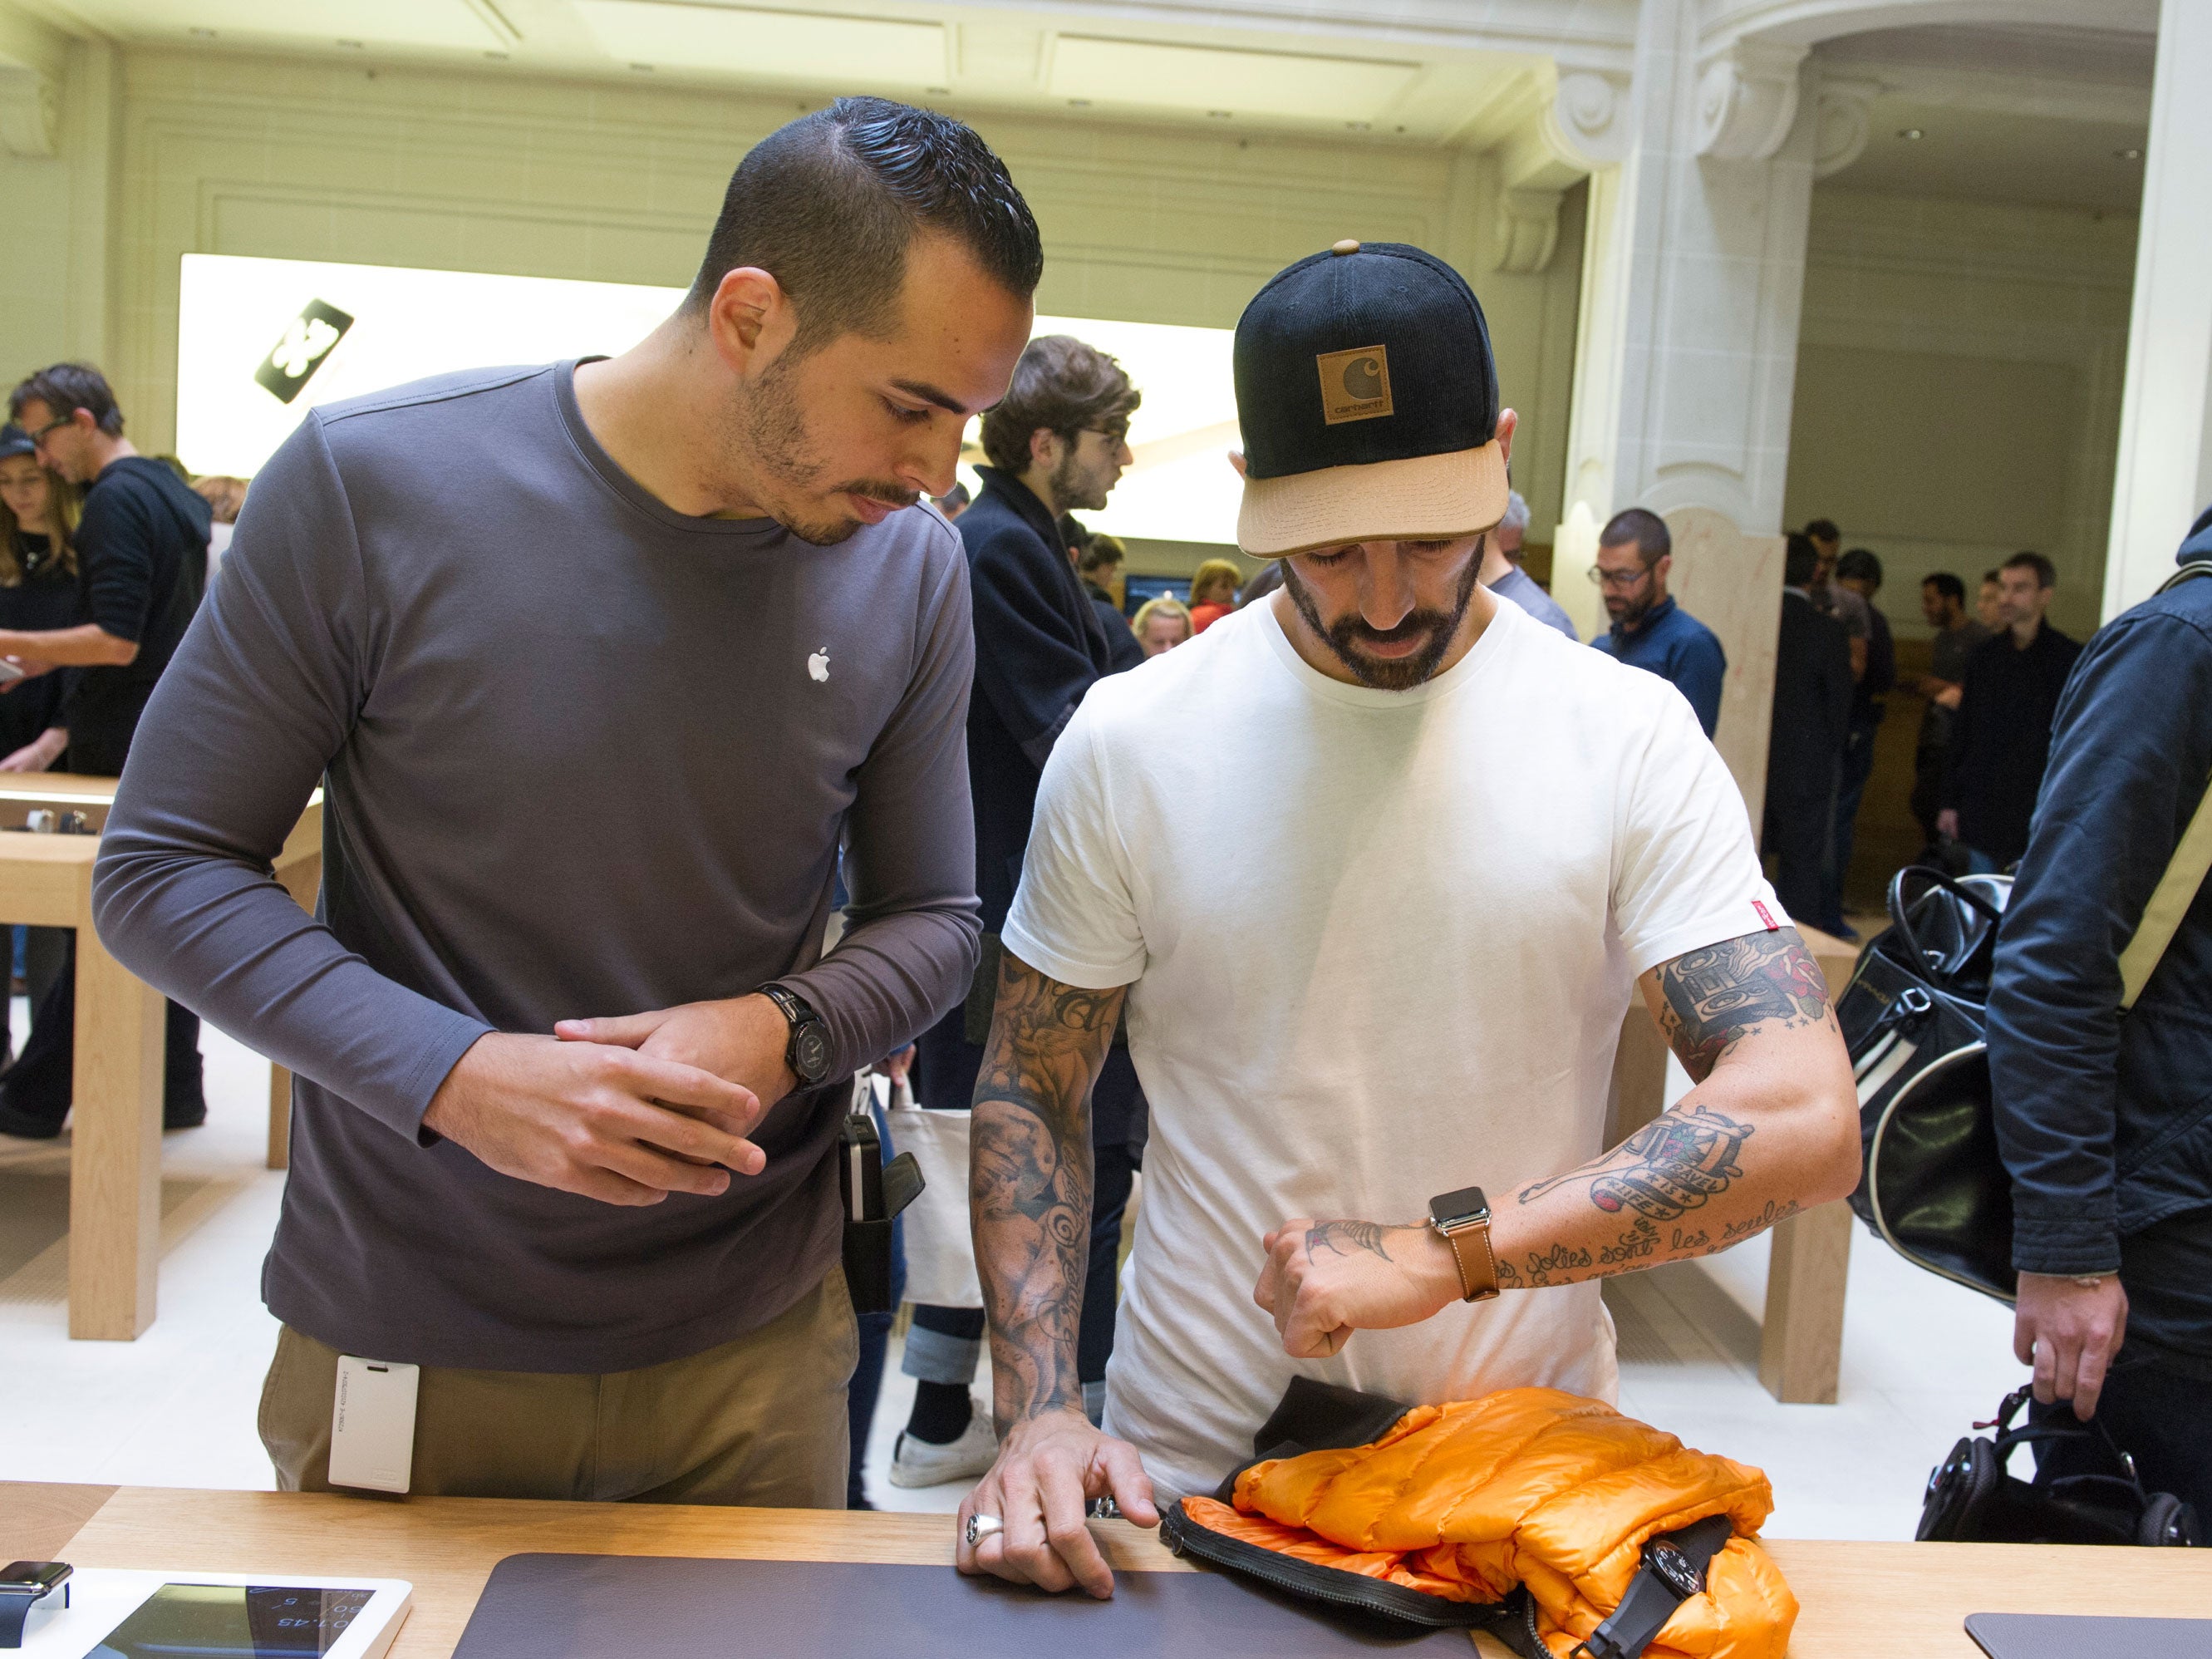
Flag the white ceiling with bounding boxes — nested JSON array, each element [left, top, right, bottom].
[[17, 0, 1553, 145], [1816, 23, 2152, 214]]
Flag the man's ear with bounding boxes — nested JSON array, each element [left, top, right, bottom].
[[1028, 426, 1064, 473], [1654, 552, 1674, 584], [1495, 407, 1519, 468], [705, 267, 794, 379]]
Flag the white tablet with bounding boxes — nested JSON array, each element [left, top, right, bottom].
[[17, 1569, 410, 1659]]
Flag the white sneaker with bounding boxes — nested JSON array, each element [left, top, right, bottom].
[[888, 1410, 998, 1489]]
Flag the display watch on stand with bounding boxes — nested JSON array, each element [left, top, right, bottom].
[[760, 984, 831, 1085], [1428, 1185, 1501, 1303], [0, 1561, 71, 1649]]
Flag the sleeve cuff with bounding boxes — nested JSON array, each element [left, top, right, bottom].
[[998, 917, 1144, 993], [2011, 1204, 2121, 1277], [396, 1011, 499, 1147]]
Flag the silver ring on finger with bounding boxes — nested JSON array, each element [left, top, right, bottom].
[[965, 1512, 1004, 1548]]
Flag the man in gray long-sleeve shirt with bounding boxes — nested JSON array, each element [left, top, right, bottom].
[[91, 97, 1040, 1507]]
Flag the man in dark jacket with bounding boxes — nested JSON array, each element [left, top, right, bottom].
[[1, 363, 210, 1136], [1766, 534, 1852, 925], [1820, 547, 1895, 934], [1989, 506, 2212, 1515], [1939, 550, 2082, 872], [898, 333, 1139, 1486], [1068, 523, 1144, 674]]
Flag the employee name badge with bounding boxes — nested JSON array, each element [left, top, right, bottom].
[[329, 1356, 420, 1495]]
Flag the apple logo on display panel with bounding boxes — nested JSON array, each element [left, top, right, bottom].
[[808, 647, 831, 682]]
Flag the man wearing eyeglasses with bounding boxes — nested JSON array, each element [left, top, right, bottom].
[[1590, 507, 1727, 738], [897, 333, 1140, 1489]]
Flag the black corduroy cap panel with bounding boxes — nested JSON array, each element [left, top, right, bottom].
[[1232, 242, 1501, 481]]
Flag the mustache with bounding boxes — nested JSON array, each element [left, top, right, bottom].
[[835, 481, 922, 510], [1333, 612, 1449, 648]]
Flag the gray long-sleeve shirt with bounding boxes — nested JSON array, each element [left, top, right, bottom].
[[92, 362, 981, 1372]]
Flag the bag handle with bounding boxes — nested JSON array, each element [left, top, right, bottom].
[[2117, 562, 2212, 1008], [1884, 864, 2003, 988]]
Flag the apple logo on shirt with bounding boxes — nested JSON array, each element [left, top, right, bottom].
[[808, 647, 831, 683]]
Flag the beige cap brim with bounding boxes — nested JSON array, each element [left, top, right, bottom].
[[1236, 441, 1509, 559]]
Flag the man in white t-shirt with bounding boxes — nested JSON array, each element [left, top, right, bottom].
[[954, 240, 1861, 1598]]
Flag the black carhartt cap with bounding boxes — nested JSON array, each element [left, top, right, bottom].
[[1233, 239, 1507, 559]]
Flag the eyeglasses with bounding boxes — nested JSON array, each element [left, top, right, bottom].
[[1079, 424, 1132, 447], [24, 416, 71, 446], [1586, 563, 1652, 590]]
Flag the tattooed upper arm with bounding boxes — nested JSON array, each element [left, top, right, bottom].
[[1652, 927, 1832, 1081]]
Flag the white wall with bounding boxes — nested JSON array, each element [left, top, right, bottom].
[[1782, 185, 2135, 640]]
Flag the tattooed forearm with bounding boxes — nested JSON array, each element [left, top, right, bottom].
[[1518, 1105, 1755, 1221], [1654, 927, 1832, 1081], [971, 952, 1125, 1434], [1305, 1219, 1394, 1262]]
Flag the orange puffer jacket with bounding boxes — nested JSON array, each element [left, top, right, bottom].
[[1178, 1387, 1797, 1659]]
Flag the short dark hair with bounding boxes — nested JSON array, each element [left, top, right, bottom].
[[1981, 569, 2001, 586], [1598, 506, 1669, 567], [1922, 572, 1966, 604], [2002, 549, 2057, 590], [9, 362, 125, 436], [1784, 532, 1820, 588], [980, 334, 1140, 473], [686, 97, 1042, 352], [1804, 518, 1840, 544], [1079, 532, 1126, 577], [1836, 547, 1883, 589]]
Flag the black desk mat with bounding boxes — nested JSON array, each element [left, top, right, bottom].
[[453, 1553, 1474, 1658]]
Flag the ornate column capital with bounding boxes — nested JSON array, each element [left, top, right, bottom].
[[1542, 69, 1633, 171], [1811, 74, 1879, 180], [1694, 40, 1806, 162]]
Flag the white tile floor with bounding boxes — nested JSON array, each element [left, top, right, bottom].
[[1, 1012, 2028, 1535]]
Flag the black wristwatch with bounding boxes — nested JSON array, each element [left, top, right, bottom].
[[0, 1560, 71, 1647], [760, 984, 832, 1085]]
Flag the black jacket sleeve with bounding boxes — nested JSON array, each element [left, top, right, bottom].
[[1988, 609, 2212, 1273], [968, 519, 1103, 772]]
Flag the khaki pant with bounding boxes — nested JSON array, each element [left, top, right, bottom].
[[259, 1268, 858, 1507]]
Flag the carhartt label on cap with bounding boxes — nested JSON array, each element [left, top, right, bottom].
[[1316, 344, 1393, 426]]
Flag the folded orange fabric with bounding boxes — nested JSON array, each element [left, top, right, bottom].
[[1181, 1387, 1796, 1658]]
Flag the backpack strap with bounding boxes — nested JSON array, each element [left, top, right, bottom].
[[2121, 561, 2212, 1008], [1569, 1513, 1733, 1659]]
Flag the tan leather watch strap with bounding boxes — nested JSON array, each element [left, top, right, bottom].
[[1443, 1217, 1501, 1303]]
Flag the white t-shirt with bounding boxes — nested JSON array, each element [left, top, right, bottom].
[[1001, 595, 1784, 1501]]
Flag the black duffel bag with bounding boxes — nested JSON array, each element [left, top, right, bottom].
[[1836, 865, 2016, 1303]]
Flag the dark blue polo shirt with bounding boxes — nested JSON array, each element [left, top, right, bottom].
[[1594, 594, 1727, 737]]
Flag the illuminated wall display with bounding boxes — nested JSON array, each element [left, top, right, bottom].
[[175, 254, 1243, 545]]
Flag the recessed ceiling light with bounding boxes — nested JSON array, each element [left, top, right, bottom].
[[1067, 97, 1090, 107], [337, 38, 364, 49], [629, 62, 653, 71], [925, 86, 948, 95], [1207, 109, 1231, 119], [484, 50, 508, 59], [1898, 127, 1924, 140], [2117, 146, 2143, 160], [188, 25, 216, 37], [1345, 121, 1370, 131]]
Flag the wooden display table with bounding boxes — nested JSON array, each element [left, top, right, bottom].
[[1607, 924, 1864, 1405], [7, 1482, 2209, 1657], [0, 777, 321, 1341]]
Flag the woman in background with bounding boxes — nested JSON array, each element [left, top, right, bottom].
[[0, 424, 86, 1064], [1187, 558, 1242, 633], [1132, 594, 1193, 657]]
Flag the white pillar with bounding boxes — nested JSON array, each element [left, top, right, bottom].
[[2103, 0, 2212, 620]]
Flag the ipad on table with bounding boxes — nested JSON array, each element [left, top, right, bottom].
[[17, 1569, 410, 1659]]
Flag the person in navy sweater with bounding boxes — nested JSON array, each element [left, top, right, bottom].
[[1590, 507, 1726, 737]]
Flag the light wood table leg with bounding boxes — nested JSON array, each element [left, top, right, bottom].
[[268, 1065, 291, 1170], [1759, 1199, 1854, 1402], [68, 874, 167, 1341]]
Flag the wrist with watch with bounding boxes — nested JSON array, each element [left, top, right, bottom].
[[759, 983, 832, 1086], [1428, 1184, 1501, 1303]]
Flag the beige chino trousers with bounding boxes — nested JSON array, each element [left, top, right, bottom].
[[259, 1268, 858, 1508]]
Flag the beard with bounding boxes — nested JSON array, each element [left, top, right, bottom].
[[1281, 545, 1484, 691], [1049, 444, 1113, 514], [734, 354, 918, 546], [1605, 583, 1655, 628]]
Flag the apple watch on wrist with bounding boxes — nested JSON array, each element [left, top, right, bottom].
[[1428, 1185, 1501, 1303], [760, 983, 832, 1085]]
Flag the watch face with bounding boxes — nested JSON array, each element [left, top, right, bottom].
[[795, 1024, 829, 1080], [1430, 1184, 1490, 1225]]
